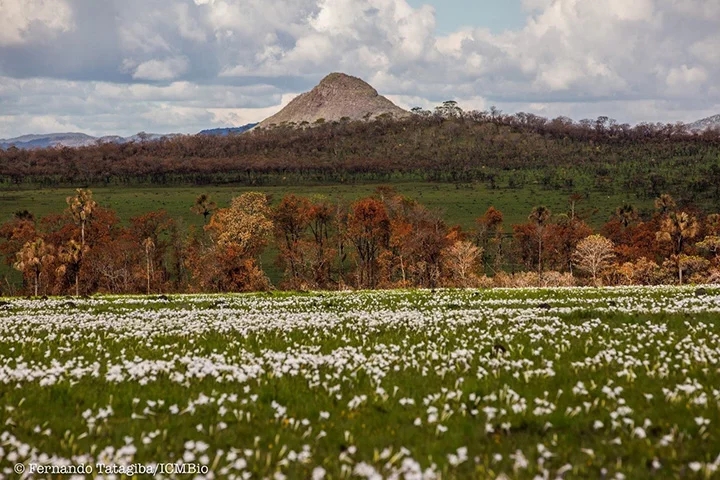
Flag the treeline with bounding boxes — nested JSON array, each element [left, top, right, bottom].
[[2, 111, 720, 203], [2, 188, 719, 296]]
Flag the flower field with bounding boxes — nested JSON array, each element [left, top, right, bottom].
[[2, 286, 720, 479]]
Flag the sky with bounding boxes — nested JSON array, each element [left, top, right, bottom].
[[0, 0, 719, 138]]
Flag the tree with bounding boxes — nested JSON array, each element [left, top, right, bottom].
[[544, 216, 593, 273], [143, 237, 155, 294], [442, 240, 482, 287], [202, 192, 274, 291], [207, 192, 273, 256], [697, 235, 720, 262], [614, 203, 638, 228], [476, 206, 504, 272], [656, 211, 700, 284], [434, 100, 463, 119], [66, 188, 97, 248], [656, 212, 699, 256], [191, 194, 217, 224], [654, 194, 676, 217], [273, 195, 312, 287], [572, 234, 615, 285], [568, 193, 584, 221], [130, 210, 177, 289], [346, 198, 390, 288], [57, 239, 87, 296], [529, 206, 552, 273], [14, 238, 55, 296]]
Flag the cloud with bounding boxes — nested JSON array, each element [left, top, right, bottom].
[[1, 0, 720, 137], [129, 57, 191, 81], [0, 0, 74, 46]]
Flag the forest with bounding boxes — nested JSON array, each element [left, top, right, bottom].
[[2, 186, 719, 296]]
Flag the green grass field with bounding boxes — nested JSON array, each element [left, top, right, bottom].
[[0, 182, 653, 230], [1, 286, 720, 478]]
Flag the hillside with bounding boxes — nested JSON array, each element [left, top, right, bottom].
[[1, 113, 720, 209], [257, 72, 409, 129], [689, 114, 720, 132], [0, 131, 182, 150], [198, 123, 258, 136]]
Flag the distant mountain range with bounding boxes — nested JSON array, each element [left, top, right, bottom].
[[0, 123, 258, 150], [688, 114, 720, 132], [196, 124, 258, 136]]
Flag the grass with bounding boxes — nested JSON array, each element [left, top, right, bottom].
[[1, 286, 720, 478], [0, 182, 655, 231]]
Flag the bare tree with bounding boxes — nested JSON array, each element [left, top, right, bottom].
[[572, 234, 615, 285], [143, 237, 155, 294], [529, 206, 551, 273], [443, 240, 482, 287]]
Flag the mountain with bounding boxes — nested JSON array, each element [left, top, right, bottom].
[[197, 123, 258, 136], [0, 132, 99, 149], [257, 72, 409, 129], [688, 114, 720, 132], [1, 131, 182, 150]]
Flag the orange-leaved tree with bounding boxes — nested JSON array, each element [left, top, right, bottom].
[[346, 198, 390, 289], [202, 192, 274, 291]]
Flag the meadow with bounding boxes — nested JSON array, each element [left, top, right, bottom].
[[2, 286, 720, 478], [0, 182, 652, 231]]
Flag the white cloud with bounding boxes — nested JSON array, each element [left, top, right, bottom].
[[1, 0, 720, 137], [131, 57, 191, 81], [0, 0, 74, 45]]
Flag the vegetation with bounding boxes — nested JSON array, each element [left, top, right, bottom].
[[1, 111, 720, 211], [1, 185, 719, 296], [2, 287, 720, 478]]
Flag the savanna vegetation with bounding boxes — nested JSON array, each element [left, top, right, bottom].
[[1, 105, 720, 212], [1, 185, 719, 296], [2, 105, 720, 295]]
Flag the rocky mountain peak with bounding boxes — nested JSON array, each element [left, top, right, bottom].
[[257, 72, 408, 129]]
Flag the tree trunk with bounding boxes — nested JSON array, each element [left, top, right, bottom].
[[538, 236, 543, 273], [679, 263, 683, 285]]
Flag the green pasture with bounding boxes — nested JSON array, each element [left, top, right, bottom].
[[0, 182, 652, 230]]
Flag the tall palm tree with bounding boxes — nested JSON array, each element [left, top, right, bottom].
[[654, 193, 676, 216], [66, 188, 97, 248], [58, 239, 86, 296], [614, 203, 638, 228], [14, 238, 54, 297], [657, 211, 699, 284], [191, 194, 217, 224]]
